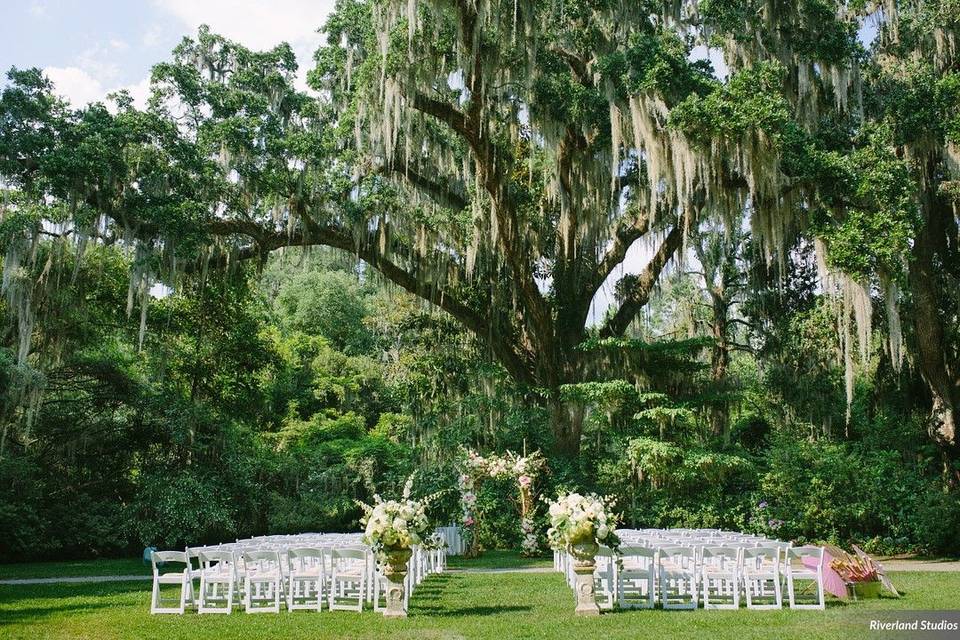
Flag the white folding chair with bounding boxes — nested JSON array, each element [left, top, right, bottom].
[[786, 546, 825, 609], [150, 551, 192, 614], [243, 550, 283, 613], [197, 550, 237, 614], [184, 547, 204, 610], [329, 547, 367, 611], [742, 546, 782, 609], [287, 547, 325, 612], [700, 546, 740, 609], [658, 545, 699, 609], [593, 545, 617, 610], [618, 545, 656, 609]]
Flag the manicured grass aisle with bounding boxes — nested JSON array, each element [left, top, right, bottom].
[[447, 550, 553, 570], [0, 560, 956, 640]]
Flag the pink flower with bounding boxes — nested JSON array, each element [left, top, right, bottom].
[[518, 475, 532, 487], [463, 516, 475, 526]]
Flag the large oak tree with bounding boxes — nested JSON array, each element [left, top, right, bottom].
[[2, 1, 958, 456]]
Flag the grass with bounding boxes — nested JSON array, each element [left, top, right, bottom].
[[0, 559, 150, 580], [0, 556, 956, 639], [446, 550, 552, 570]]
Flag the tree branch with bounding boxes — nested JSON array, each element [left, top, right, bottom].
[[204, 217, 537, 385], [590, 211, 651, 295], [601, 222, 685, 337], [383, 154, 469, 211]]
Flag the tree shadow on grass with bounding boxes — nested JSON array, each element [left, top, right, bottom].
[[411, 604, 533, 618], [0, 581, 146, 603], [0, 598, 129, 625], [0, 581, 149, 627]]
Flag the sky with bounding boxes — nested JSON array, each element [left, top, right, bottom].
[[0, 0, 338, 107]]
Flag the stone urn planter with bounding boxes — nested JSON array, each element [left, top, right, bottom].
[[382, 547, 413, 618], [568, 538, 600, 616]]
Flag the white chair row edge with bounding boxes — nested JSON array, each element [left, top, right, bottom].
[[150, 532, 447, 614], [555, 528, 826, 611]]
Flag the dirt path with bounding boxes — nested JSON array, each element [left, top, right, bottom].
[[877, 557, 960, 572]]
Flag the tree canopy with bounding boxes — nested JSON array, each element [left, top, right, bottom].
[[1, 0, 959, 458]]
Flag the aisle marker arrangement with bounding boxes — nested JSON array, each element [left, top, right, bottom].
[[546, 492, 620, 616]]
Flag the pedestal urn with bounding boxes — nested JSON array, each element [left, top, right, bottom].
[[568, 539, 600, 616], [382, 547, 413, 618]]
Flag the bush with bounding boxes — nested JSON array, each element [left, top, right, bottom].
[[130, 470, 238, 548], [757, 436, 929, 551]]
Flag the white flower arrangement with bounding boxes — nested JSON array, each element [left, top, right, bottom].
[[458, 448, 546, 556], [357, 475, 441, 561], [520, 516, 538, 554], [546, 492, 620, 550]]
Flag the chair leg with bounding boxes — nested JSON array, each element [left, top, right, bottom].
[[179, 575, 188, 614], [198, 576, 206, 612], [151, 578, 160, 614]]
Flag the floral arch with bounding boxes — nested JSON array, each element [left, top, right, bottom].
[[457, 448, 546, 557]]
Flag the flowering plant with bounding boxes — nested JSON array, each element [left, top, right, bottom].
[[546, 492, 620, 550], [357, 475, 441, 562], [520, 516, 538, 554]]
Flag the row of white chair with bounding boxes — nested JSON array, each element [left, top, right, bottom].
[[557, 542, 825, 610], [150, 538, 446, 614]]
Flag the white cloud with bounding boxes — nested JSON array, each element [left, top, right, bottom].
[[75, 44, 122, 86], [142, 24, 164, 48], [43, 67, 151, 110], [154, 0, 336, 95], [119, 77, 153, 110], [152, 0, 336, 51], [28, 1, 47, 18], [43, 66, 106, 107]]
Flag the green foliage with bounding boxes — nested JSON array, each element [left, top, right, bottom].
[[3, 3, 960, 566], [276, 270, 373, 354], [757, 436, 949, 553], [130, 469, 239, 549], [669, 62, 795, 145], [809, 124, 918, 277]]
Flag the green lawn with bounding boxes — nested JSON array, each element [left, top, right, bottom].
[[0, 559, 150, 580], [0, 560, 955, 639], [446, 550, 552, 570]]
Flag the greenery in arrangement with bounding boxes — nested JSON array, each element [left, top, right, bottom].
[[0, 0, 959, 583], [358, 475, 439, 559], [457, 449, 545, 556], [546, 493, 620, 550]]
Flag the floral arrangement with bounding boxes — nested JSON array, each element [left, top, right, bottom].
[[546, 492, 620, 550], [457, 471, 478, 548], [357, 475, 440, 562], [520, 516, 538, 554], [831, 554, 880, 583], [457, 448, 545, 556]]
